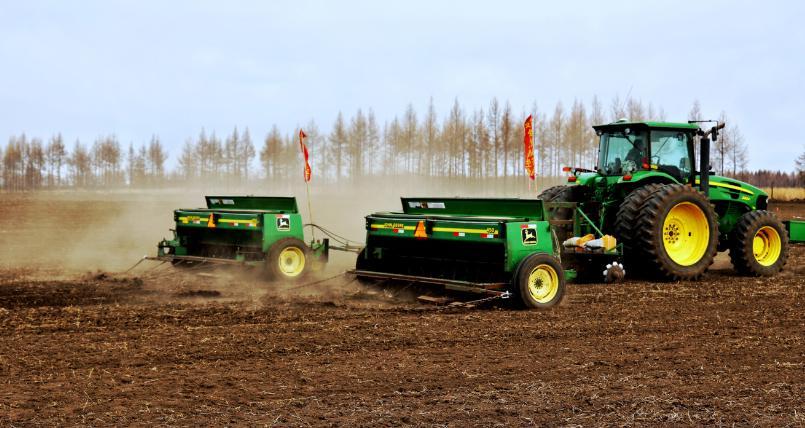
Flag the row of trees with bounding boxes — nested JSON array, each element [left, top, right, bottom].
[[2, 96, 801, 191], [1, 134, 168, 191]]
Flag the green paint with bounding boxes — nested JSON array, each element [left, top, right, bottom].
[[786, 220, 805, 243], [159, 196, 323, 264]]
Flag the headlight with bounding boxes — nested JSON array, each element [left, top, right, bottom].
[[163, 246, 172, 254]]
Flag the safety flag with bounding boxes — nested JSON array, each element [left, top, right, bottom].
[[523, 115, 535, 180], [299, 129, 311, 182]]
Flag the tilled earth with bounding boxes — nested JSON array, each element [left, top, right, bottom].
[[0, 198, 802, 426]]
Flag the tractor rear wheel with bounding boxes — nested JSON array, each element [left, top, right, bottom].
[[538, 185, 575, 242], [538, 185, 574, 219], [728, 210, 788, 276], [615, 183, 663, 273], [513, 253, 565, 309], [633, 184, 718, 280], [266, 237, 310, 282]]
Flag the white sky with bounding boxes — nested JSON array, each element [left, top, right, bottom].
[[1, 0, 803, 171]]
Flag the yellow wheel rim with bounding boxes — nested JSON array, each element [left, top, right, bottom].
[[278, 247, 305, 277], [662, 202, 709, 266], [752, 226, 781, 266], [527, 264, 559, 304]]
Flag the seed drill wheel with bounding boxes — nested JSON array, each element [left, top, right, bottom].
[[513, 253, 565, 309], [354, 248, 380, 287], [266, 237, 310, 282], [728, 210, 789, 276], [633, 184, 718, 280]]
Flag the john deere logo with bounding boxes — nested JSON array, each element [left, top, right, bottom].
[[521, 225, 537, 246], [276, 216, 290, 231]]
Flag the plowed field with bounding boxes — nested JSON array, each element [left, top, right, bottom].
[[0, 195, 802, 426]]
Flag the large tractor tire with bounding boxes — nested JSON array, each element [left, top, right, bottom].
[[538, 185, 576, 245], [266, 237, 311, 283], [513, 253, 565, 309], [633, 184, 718, 280], [538, 185, 574, 220], [614, 183, 663, 273], [728, 210, 788, 276]]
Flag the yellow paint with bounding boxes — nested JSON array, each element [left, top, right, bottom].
[[432, 226, 500, 235], [178, 216, 203, 224], [527, 264, 559, 304], [370, 223, 499, 235], [278, 247, 305, 277], [695, 179, 753, 195], [218, 218, 258, 226], [753, 226, 781, 266], [370, 224, 415, 230], [662, 202, 709, 266]]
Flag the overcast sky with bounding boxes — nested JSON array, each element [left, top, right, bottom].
[[1, 1, 803, 171]]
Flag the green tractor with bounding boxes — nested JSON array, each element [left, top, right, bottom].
[[541, 120, 789, 280]]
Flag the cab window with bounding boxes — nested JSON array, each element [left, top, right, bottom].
[[650, 131, 691, 180]]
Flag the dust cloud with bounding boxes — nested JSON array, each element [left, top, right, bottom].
[[0, 176, 561, 277]]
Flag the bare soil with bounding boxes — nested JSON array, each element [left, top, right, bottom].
[[0, 196, 802, 426]]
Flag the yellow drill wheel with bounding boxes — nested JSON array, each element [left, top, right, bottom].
[[527, 264, 560, 304], [277, 246, 306, 277]]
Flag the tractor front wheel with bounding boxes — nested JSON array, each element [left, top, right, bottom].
[[633, 184, 718, 280], [513, 254, 565, 309], [728, 210, 788, 276], [266, 238, 310, 282]]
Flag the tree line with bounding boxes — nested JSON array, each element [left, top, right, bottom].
[[2, 96, 802, 191]]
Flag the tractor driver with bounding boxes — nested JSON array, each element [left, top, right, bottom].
[[625, 138, 645, 165]]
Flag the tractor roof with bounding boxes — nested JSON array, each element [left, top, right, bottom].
[[593, 121, 700, 132]]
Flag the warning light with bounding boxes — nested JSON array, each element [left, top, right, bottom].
[[414, 220, 427, 239], [207, 214, 216, 228], [562, 166, 572, 172], [567, 176, 577, 183]]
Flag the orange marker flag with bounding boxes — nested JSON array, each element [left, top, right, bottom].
[[524, 115, 535, 180], [299, 129, 311, 182]]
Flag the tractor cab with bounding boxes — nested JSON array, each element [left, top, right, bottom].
[[594, 121, 699, 183]]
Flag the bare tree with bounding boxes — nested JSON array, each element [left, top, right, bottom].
[[500, 102, 513, 179], [260, 125, 282, 181], [402, 104, 418, 175], [423, 98, 438, 176], [487, 98, 500, 177], [240, 127, 255, 181], [348, 109, 368, 180], [178, 139, 198, 182], [689, 100, 704, 161], [725, 124, 748, 176], [147, 135, 167, 186], [46, 134, 66, 187], [69, 139, 92, 188], [328, 113, 348, 181]]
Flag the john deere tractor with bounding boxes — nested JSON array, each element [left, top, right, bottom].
[[541, 120, 789, 280]]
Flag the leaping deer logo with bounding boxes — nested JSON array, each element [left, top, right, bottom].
[[522, 228, 537, 246]]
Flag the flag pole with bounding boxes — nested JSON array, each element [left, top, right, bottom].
[[305, 179, 315, 240], [299, 129, 315, 241]]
